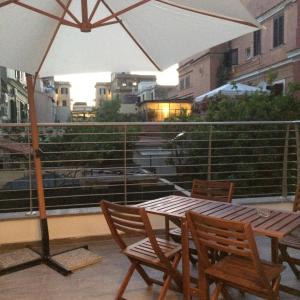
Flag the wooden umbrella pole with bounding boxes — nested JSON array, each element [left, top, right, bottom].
[[26, 73, 49, 258]]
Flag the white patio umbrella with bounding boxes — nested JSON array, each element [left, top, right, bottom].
[[195, 83, 267, 102], [0, 0, 258, 274]]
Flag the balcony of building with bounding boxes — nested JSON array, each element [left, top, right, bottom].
[[0, 121, 299, 299]]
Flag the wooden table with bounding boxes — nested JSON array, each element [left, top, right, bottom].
[[137, 195, 300, 298]]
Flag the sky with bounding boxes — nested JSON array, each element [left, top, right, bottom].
[[55, 64, 179, 106]]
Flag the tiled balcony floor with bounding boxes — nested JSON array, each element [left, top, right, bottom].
[[0, 235, 299, 300]]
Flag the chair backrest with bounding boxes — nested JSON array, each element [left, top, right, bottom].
[[293, 184, 300, 212], [186, 211, 271, 289], [100, 200, 170, 264], [191, 179, 234, 203]]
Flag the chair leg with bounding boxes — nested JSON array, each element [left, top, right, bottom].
[[115, 262, 137, 300], [279, 245, 300, 279], [211, 282, 223, 300], [271, 276, 281, 300], [135, 264, 153, 286], [158, 254, 182, 300], [221, 286, 233, 300]]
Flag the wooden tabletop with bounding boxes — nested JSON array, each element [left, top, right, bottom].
[[137, 195, 300, 239]]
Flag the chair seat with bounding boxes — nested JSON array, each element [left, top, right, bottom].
[[123, 238, 181, 265], [205, 255, 284, 293], [279, 226, 300, 250]]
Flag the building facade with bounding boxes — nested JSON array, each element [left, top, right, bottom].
[[95, 82, 112, 108], [35, 76, 57, 123], [111, 73, 156, 102], [177, 0, 300, 99], [138, 99, 192, 122], [55, 81, 72, 108], [0, 67, 28, 123], [54, 81, 72, 122], [230, 0, 300, 93], [137, 82, 175, 102], [72, 102, 95, 121]]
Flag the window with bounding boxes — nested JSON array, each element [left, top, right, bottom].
[[273, 13, 284, 48], [185, 75, 190, 89], [245, 47, 251, 59], [122, 82, 127, 87], [132, 82, 137, 86], [62, 100, 67, 106], [99, 88, 106, 95], [253, 30, 261, 56], [61, 87, 68, 95], [230, 49, 239, 65], [179, 78, 184, 90]]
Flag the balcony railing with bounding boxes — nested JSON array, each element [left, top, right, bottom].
[[0, 121, 299, 214]]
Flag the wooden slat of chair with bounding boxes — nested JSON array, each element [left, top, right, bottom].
[[279, 185, 300, 279], [100, 200, 182, 300], [185, 211, 284, 300], [169, 180, 234, 264]]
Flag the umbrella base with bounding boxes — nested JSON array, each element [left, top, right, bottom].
[[0, 246, 89, 277]]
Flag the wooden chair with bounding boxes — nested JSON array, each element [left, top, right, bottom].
[[185, 211, 284, 300], [100, 200, 182, 300], [279, 184, 300, 279], [169, 180, 234, 262]]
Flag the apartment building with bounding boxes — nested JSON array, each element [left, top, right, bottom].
[[111, 72, 156, 102], [54, 81, 72, 122], [231, 0, 300, 92], [0, 67, 28, 123], [177, 0, 300, 99], [95, 82, 112, 108]]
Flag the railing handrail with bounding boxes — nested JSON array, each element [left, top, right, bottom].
[[1, 120, 300, 127]]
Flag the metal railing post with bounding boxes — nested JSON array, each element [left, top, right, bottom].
[[207, 125, 213, 180], [295, 124, 300, 186], [282, 125, 290, 200], [26, 125, 36, 215], [124, 125, 127, 205]]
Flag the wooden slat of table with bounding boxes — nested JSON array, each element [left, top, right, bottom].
[[225, 206, 254, 220], [184, 202, 226, 216], [137, 196, 300, 239]]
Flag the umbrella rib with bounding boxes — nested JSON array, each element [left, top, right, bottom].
[[55, 0, 81, 25], [88, 0, 102, 23], [102, 0, 161, 71], [92, 0, 151, 28], [14, 1, 79, 28], [0, 0, 19, 8], [34, 0, 74, 82], [154, 0, 258, 29]]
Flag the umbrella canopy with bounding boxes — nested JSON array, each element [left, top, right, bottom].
[[195, 83, 266, 103], [0, 0, 258, 76], [0, 0, 259, 270]]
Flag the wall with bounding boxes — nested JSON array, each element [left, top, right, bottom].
[[35, 91, 56, 123], [0, 213, 166, 245], [231, 0, 298, 84]]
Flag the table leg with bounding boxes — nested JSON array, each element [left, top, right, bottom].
[[165, 216, 170, 240], [181, 219, 190, 300], [271, 237, 279, 263]]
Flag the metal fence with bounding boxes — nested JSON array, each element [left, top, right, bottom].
[[0, 121, 299, 214]]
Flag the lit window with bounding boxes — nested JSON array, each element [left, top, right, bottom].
[[132, 82, 137, 86], [122, 82, 127, 87]]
